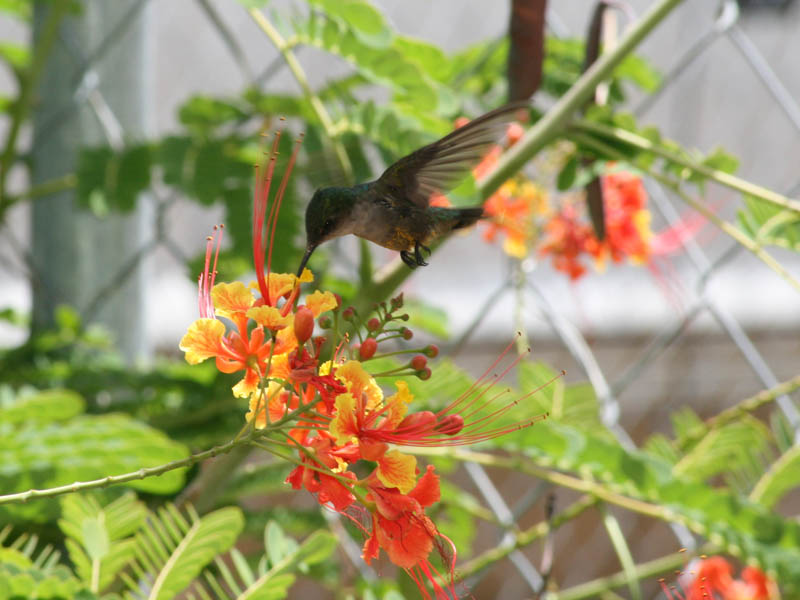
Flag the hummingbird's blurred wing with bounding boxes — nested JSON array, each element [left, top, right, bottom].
[[374, 101, 529, 208]]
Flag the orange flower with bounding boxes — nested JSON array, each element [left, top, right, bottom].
[[661, 556, 778, 600], [362, 465, 456, 600], [285, 433, 359, 512], [483, 178, 549, 258], [538, 203, 595, 280]]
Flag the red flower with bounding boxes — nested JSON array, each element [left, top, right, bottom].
[[660, 556, 778, 600], [362, 465, 456, 600], [285, 432, 359, 512]]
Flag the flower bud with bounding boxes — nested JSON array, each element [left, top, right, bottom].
[[398, 410, 436, 432], [416, 367, 431, 380], [435, 414, 464, 435], [390, 293, 404, 310], [401, 327, 413, 340], [367, 317, 381, 332], [342, 306, 355, 321], [359, 337, 378, 360], [293, 307, 314, 344], [424, 344, 439, 358], [410, 354, 427, 370], [318, 315, 332, 329]]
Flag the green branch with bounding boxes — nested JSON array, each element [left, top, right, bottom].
[[572, 119, 800, 214], [569, 131, 800, 293], [0, 0, 71, 214], [601, 505, 641, 600], [553, 548, 707, 600], [678, 374, 800, 451], [349, 0, 686, 315], [248, 8, 353, 183], [447, 495, 597, 583], [478, 0, 687, 199]]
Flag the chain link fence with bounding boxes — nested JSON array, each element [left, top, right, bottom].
[[2, 0, 799, 597]]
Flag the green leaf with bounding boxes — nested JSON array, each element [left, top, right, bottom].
[[0, 394, 190, 522], [0, 41, 29, 72], [59, 493, 146, 593], [556, 155, 578, 190], [76, 145, 152, 213], [0, 387, 84, 424], [702, 147, 739, 174], [750, 445, 800, 509], [179, 95, 247, 132], [291, 12, 437, 111], [135, 506, 244, 600], [265, 521, 298, 569], [307, 0, 392, 48]]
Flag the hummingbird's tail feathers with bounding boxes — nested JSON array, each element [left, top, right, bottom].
[[450, 206, 485, 231]]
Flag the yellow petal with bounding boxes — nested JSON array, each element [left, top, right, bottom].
[[376, 450, 417, 494], [383, 381, 413, 429], [247, 305, 292, 330], [212, 282, 254, 320], [330, 392, 359, 445], [179, 319, 225, 365], [336, 361, 382, 411], [305, 290, 337, 317]]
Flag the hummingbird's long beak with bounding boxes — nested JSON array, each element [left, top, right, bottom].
[[296, 245, 316, 277]]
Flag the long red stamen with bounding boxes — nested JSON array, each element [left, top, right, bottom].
[[254, 130, 283, 305], [198, 225, 224, 319], [267, 134, 304, 278]]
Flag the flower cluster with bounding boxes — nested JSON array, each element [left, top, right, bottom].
[[660, 555, 778, 600], [538, 169, 653, 280], [179, 129, 547, 599]]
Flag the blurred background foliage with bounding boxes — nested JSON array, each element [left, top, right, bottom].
[[2, 0, 800, 599]]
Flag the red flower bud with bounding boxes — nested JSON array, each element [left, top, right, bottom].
[[398, 410, 436, 432], [424, 344, 439, 358], [333, 293, 342, 308], [342, 306, 355, 321], [401, 327, 413, 340], [410, 354, 427, 370], [390, 293, 404, 309], [416, 367, 431, 380], [318, 315, 332, 329], [367, 317, 381, 332], [293, 307, 314, 344], [359, 337, 378, 360], [435, 414, 464, 435]]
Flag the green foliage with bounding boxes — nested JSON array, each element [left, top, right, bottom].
[[0, 386, 189, 523], [59, 493, 146, 594], [739, 194, 800, 252]]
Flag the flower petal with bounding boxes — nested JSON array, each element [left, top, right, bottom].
[[330, 393, 359, 445], [305, 290, 337, 317], [212, 282, 254, 320], [409, 464, 441, 508], [247, 305, 292, 330], [376, 449, 417, 494], [179, 318, 226, 364], [383, 381, 413, 430]]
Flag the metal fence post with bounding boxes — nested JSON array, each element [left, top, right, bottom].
[[30, 0, 151, 362]]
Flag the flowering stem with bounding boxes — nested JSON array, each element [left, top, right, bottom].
[[571, 119, 800, 214], [569, 131, 800, 293]]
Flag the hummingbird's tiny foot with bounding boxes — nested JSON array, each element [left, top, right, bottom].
[[400, 250, 418, 269], [413, 242, 429, 267], [420, 244, 431, 256]]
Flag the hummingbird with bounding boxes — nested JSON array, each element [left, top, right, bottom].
[[296, 101, 528, 276]]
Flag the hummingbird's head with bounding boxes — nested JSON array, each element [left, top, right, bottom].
[[297, 187, 356, 276]]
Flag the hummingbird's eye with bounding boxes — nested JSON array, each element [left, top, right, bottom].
[[324, 219, 334, 231]]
